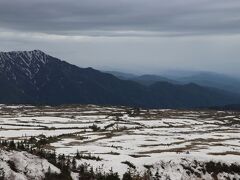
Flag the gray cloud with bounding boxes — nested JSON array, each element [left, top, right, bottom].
[[1, 0, 240, 36], [1, 0, 240, 77], [1, 32, 240, 76]]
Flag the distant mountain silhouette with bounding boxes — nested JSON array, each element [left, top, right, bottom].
[[104, 71, 137, 80], [108, 70, 240, 95], [106, 72, 179, 85], [209, 104, 240, 111], [130, 74, 178, 86], [176, 72, 240, 94], [0, 50, 239, 108]]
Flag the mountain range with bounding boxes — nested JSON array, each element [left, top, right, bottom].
[[0, 50, 239, 108], [108, 71, 240, 95]]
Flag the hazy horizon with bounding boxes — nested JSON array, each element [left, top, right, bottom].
[[1, 48, 240, 79]]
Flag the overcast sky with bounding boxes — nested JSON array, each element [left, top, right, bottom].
[[0, 0, 240, 76]]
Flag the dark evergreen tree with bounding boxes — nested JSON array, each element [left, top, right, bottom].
[[9, 140, 16, 150]]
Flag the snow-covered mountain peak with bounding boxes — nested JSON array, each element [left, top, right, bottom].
[[0, 50, 51, 80], [0, 50, 48, 65]]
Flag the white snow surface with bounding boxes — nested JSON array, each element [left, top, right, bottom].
[[0, 105, 240, 179], [0, 150, 60, 180]]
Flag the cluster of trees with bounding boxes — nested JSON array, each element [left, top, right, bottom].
[[0, 139, 30, 150], [89, 124, 101, 132], [75, 150, 102, 161], [0, 138, 161, 180], [126, 108, 141, 117], [0, 169, 4, 180]]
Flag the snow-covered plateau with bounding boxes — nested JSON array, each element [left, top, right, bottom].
[[0, 104, 240, 179]]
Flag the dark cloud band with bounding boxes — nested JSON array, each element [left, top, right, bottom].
[[0, 0, 240, 36]]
